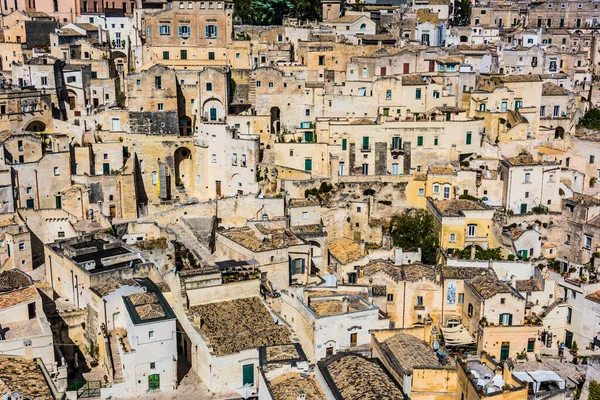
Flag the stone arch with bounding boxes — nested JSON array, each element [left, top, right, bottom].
[[202, 98, 224, 122], [554, 126, 565, 139], [174, 147, 193, 188], [460, 35, 468, 42], [24, 120, 46, 132]]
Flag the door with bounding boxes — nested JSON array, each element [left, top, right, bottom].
[[103, 163, 110, 174], [520, 204, 527, 214], [148, 374, 160, 391], [242, 364, 254, 386], [181, 49, 187, 60], [338, 162, 345, 176], [350, 333, 358, 347], [28, 303, 36, 319], [565, 330, 573, 348], [209, 107, 217, 121], [109, 205, 116, 218], [429, 60, 435, 72], [26, 199, 34, 209], [55, 196, 62, 209], [215, 180, 222, 197], [326, 347, 333, 357], [111, 118, 120, 132], [500, 342, 510, 360], [403, 63, 410, 74], [304, 158, 312, 171], [380, 67, 386, 76]]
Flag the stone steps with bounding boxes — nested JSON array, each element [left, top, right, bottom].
[[109, 333, 124, 383]]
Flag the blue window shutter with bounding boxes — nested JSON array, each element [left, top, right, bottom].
[[178, 26, 182, 36], [214, 26, 217, 37], [205, 25, 209, 37]]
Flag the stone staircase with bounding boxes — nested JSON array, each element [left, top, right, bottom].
[[248, 76, 256, 104], [109, 332, 124, 383]]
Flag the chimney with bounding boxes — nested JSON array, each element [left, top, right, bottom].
[[193, 312, 201, 327], [297, 392, 306, 400], [510, 275, 516, 288], [342, 297, 349, 313], [394, 248, 403, 265]]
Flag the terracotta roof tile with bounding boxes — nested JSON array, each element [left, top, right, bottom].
[[328, 238, 363, 264]]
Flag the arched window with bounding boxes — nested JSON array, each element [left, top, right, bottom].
[[360, 23, 367, 30]]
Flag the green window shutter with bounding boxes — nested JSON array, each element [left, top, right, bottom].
[[466, 132, 472, 145], [304, 132, 313, 142], [417, 136, 423, 146], [342, 138, 347, 150], [434, 137, 439, 146], [305, 158, 312, 171], [242, 364, 254, 386], [362, 136, 369, 150], [416, 88, 422, 99]]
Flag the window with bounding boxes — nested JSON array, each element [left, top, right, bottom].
[[391, 163, 399, 175], [416, 296, 424, 306], [158, 103, 164, 111], [149, 330, 155, 339], [418, 188, 425, 196], [501, 101, 507, 112], [362, 136, 369, 150], [392, 137, 401, 150], [417, 136, 423, 146], [443, 185, 450, 199], [415, 88, 422, 99], [162, 51, 169, 59], [590, 155, 595, 164], [499, 313, 513, 325], [150, 362, 156, 369], [206, 82, 212, 91], [540, 105, 546, 117], [305, 158, 312, 171], [433, 90, 440, 98], [387, 293, 394, 302], [458, 293, 464, 304], [566, 307, 572, 324], [206, 24, 218, 38], [241, 154, 246, 166], [54, 167, 59, 176], [342, 138, 347, 151], [212, 154, 217, 163], [467, 303, 473, 317], [208, 52, 215, 60], [362, 68, 367, 78], [155, 76, 162, 89], [433, 184, 440, 194], [524, 173, 530, 183], [585, 235, 593, 250], [525, 192, 529, 198], [553, 105, 560, 117], [18, 243, 25, 251], [301, 211, 308, 220], [386, 90, 392, 100], [479, 103, 486, 112], [466, 132, 472, 145], [291, 258, 305, 274], [500, 298, 506, 304], [232, 153, 237, 165], [448, 233, 457, 242], [467, 224, 476, 237], [159, 24, 171, 35], [434, 137, 439, 146], [305, 109, 310, 117], [318, 55, 325, 66], [41, 76, 48, 85], [179, 25, 191, 37]]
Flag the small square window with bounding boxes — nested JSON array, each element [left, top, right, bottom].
[[387, 293, 394, 302], [150, 362, 156, 369], [158, 103, 164, 111], [302, 211, 308, 220], [500, 298, 505, 304], [149, 331, 155, 339], [418, 188, 425, 196], [18, 243, 25, 251], [54, 167, 59, 176]]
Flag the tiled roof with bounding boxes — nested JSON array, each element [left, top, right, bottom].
[[74, 23, 99, 31], [0, 356, 53, 400], [289, 198, 320, 208], [0, 286, 39, 309], [270, 373, 326, 400], [402, 74, 427, 85], [266, 344, 299, 362], [362, 260, 437, 282], [319, 354, 404, 400], [428, 165, 454, 175], [586, 290, 600, 304], [220, 226, 302, 252], [190, 297, 291, 356], [467, 275, 515, 299], [515, 278, 543, 292], [566, 193, 600, 207], [57, 28, 84, 36], [127, 292, 166, 320], [90, 277, 140, 296], [380, 333, 446, 372], [309, 296, 368, 316], [504, 152, 540, 166], [324, 15, 365, 24], [0, 269, 32, 292], [542, 82, 570, 96], [328, 238, 363, 264], [443, 266, 494, 280], [432, 199, 490, 217]]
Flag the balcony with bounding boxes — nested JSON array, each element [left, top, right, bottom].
[[390, 146, 403, 154], [360, 145, 372, 152]]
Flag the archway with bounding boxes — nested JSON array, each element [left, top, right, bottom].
[[67, 89, 78, 110], [25, 120, 46, 132], [179, 116, 192, 136], [270, 106, 280, 134], [554, 126, 565, 139], [309, 240, 322, 258], [174, 147, 193, 189], [202, 98, 224, 122], [460, 35, 468, 42]]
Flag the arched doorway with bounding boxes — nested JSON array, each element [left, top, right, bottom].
[[554, 126, 565, 139], [179, 116, 192, 136], [460, 36, 468, 43], [174, 147, 193, 188], [25, 120, 46, 132], [67, 90, 77, 110], [270, 107, 281, 134]]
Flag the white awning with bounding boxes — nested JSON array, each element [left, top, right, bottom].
[[514, 370, 565, 393], [441, 324, 475, 345]]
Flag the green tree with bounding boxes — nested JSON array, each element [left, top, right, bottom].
[[389, 209, 439, 264], [580, 108, 600, 130], [589, 380, 600, 400], [455, 0, 472, 23], [233, 0, 321, 25]]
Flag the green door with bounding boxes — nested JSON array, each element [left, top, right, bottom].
[[305, 158, 312, 171], [148, 374, 160, 391], [26, 199, 34, 209], [242, 364, 254, 386], [55, 196, 62, 209], [103, 163, 110, 174], [520, 204, 527, 214], [527, 339, 535, 352], [181, 49, 187, 60], [565, 330, 573, 348], [500, 343, 510, 361], [210, 107, 217, 121], [304, 132, 313, 143], [362, 136, 369, 150], [341, 138, 347, 150], [519, 249, 528, 258]]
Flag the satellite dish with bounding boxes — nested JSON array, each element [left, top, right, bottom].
[[433, 340, 440, 350]]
